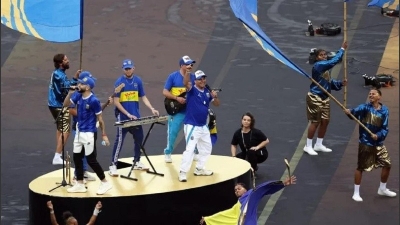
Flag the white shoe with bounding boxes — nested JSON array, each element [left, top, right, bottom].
[[164, 154, 172, 163], [314, 144, 332, 152], [303, 146, 318, 155], [52, 156, 65, 165], [84, 171, 96, 181], [179, 171, 187, 182], [378, 188, 397, 197], [97, 181, 112, 195], [108, 165, 119, 177], [134, 161, 149, 170], [72, 177, 87, 185], [193, 154, 200, 161], [194, 168, 213, 176], [67, 183, 87, 193], [352, 195, 363, 202]]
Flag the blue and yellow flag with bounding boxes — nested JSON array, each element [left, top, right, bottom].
[[1, 0, 83, 43], [229, 0, 311, 79], [368, 0, 399, 9]]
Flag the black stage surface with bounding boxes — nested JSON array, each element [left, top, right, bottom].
[[1, 0, 398, 224]]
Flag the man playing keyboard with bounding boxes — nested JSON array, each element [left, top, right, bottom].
[[108, 59, 159, 176]]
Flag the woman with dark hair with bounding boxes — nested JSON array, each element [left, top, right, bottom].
[[200, 175, 297, 225], [47, 200, 102, 225], [231, 112, 269, 173]]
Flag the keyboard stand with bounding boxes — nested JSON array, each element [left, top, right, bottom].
[[120, 122, 166, 181]]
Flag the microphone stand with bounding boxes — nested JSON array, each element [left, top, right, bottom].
[[49, 106, 72, 192]]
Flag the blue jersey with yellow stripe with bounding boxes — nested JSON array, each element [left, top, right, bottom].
[[164, 70, 195, 113], [114, 75, 145, 120]]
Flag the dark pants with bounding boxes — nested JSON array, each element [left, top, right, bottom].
[[236, 149, 268, 171], [74, 132, 106, 181], [111, 126, 144, 165]]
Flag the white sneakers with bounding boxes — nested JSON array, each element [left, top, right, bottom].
[[179, 168, 213, 182], [304, 145, 332, 155], [52, 155, 65, 165], [179, 172, 187, 182], [133, 161, 149, 170], [67, 181, 112, 195], [108, 165, 119, 177], [164, 154, 172, 163], [353, 188, 397, 202]]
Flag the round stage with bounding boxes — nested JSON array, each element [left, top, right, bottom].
[[29, 155, 252, 225]]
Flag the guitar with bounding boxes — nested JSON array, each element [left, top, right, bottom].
[[102, 83, 125, 111], [164, 85, 222, 116]]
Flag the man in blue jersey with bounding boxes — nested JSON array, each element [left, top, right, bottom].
[[344, 88, 396, 202], [162, 55, 196, 163], [63, 76, 112, 195], [304, 41, 348, 156], [48, 53, 81, 165], [178, 70, 220, 182], [69, 71, 113, 183], [108, 59, 159, 176]]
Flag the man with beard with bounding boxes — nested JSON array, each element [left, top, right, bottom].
[[162, 55, 196, 163], [48, 54, 81, 165], [344, 88, 396, 202], [108, 59, 159, 176], [63, 75, 112, 195]]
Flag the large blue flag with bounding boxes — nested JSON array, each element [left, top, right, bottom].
[[1, 0, 83, 43], [345, 0, 399, 9], [229, 0, 311, 79]]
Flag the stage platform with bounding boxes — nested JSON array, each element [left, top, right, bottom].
[[29, 155, 252, 225]]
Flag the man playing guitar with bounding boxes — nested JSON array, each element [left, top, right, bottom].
[[162, 55, 196, 163]]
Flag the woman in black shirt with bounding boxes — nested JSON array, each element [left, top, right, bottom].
[[231, 112, 269, 172]]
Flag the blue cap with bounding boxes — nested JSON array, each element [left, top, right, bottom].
[[78, 76, 95, 89], [78, 71, 96, 81], [194, 70, 207, 80], [179, 55, 196, 66], [122, 59, 134, 69]]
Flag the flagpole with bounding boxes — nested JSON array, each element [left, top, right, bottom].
[[343, 1, 348, 107], [79, 0, 84, 70], [310, 77, 373, 136]]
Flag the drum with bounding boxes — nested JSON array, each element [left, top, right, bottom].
[[207, 108, 216, 130]]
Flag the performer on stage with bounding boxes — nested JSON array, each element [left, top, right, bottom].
[[68, 72, 113, 183], [231, 112, 269, 175], [48, 53, 81, 165], [162, 55, 196, 163], [344, 88, 396, 202], [47, 200, 102, 225], [108, 59, 159, 176], [63, 76, 112, 195], [179, 70, 220, 182], [194, 108, 218, 161], [304, 41, 348, 156], [200, 175, 297, 225]]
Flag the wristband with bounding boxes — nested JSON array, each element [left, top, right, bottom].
[[50, 210, 54, 214], [93, 208, 101, 216], [126, 113, 131, 117]]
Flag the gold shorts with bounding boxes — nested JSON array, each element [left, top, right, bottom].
[[49, 107, 71, 133], [357, 143, 391, 171], [306, 92, 330, 122]]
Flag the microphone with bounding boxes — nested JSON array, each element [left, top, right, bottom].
[[61, 87, 79, 90], [205, 84, 222, 93]]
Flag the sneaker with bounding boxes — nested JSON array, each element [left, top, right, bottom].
[[97, 181, 112, 195], [303, 146, 318, 155], [52, 156, 65, 165], [352, 194, 363, 202], [84, 171, 96, 181], [108, 165, 119, 177], [194, 168, 213, 176], [314, 144, 332, 152], [378, 188, 397, 197], [164, 154, 172, 163], [193, 154, 200, 161], [134, 161, 149, 170], [67, 183, 87, 193], [179, 171, 187, 182]]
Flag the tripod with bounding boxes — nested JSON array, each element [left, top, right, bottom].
[[49, 107, 72, 192], [120, 122, 165, 181]]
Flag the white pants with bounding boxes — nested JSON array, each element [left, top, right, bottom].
[[180, 124, 212, 172], [73, 131, 95, 156]]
